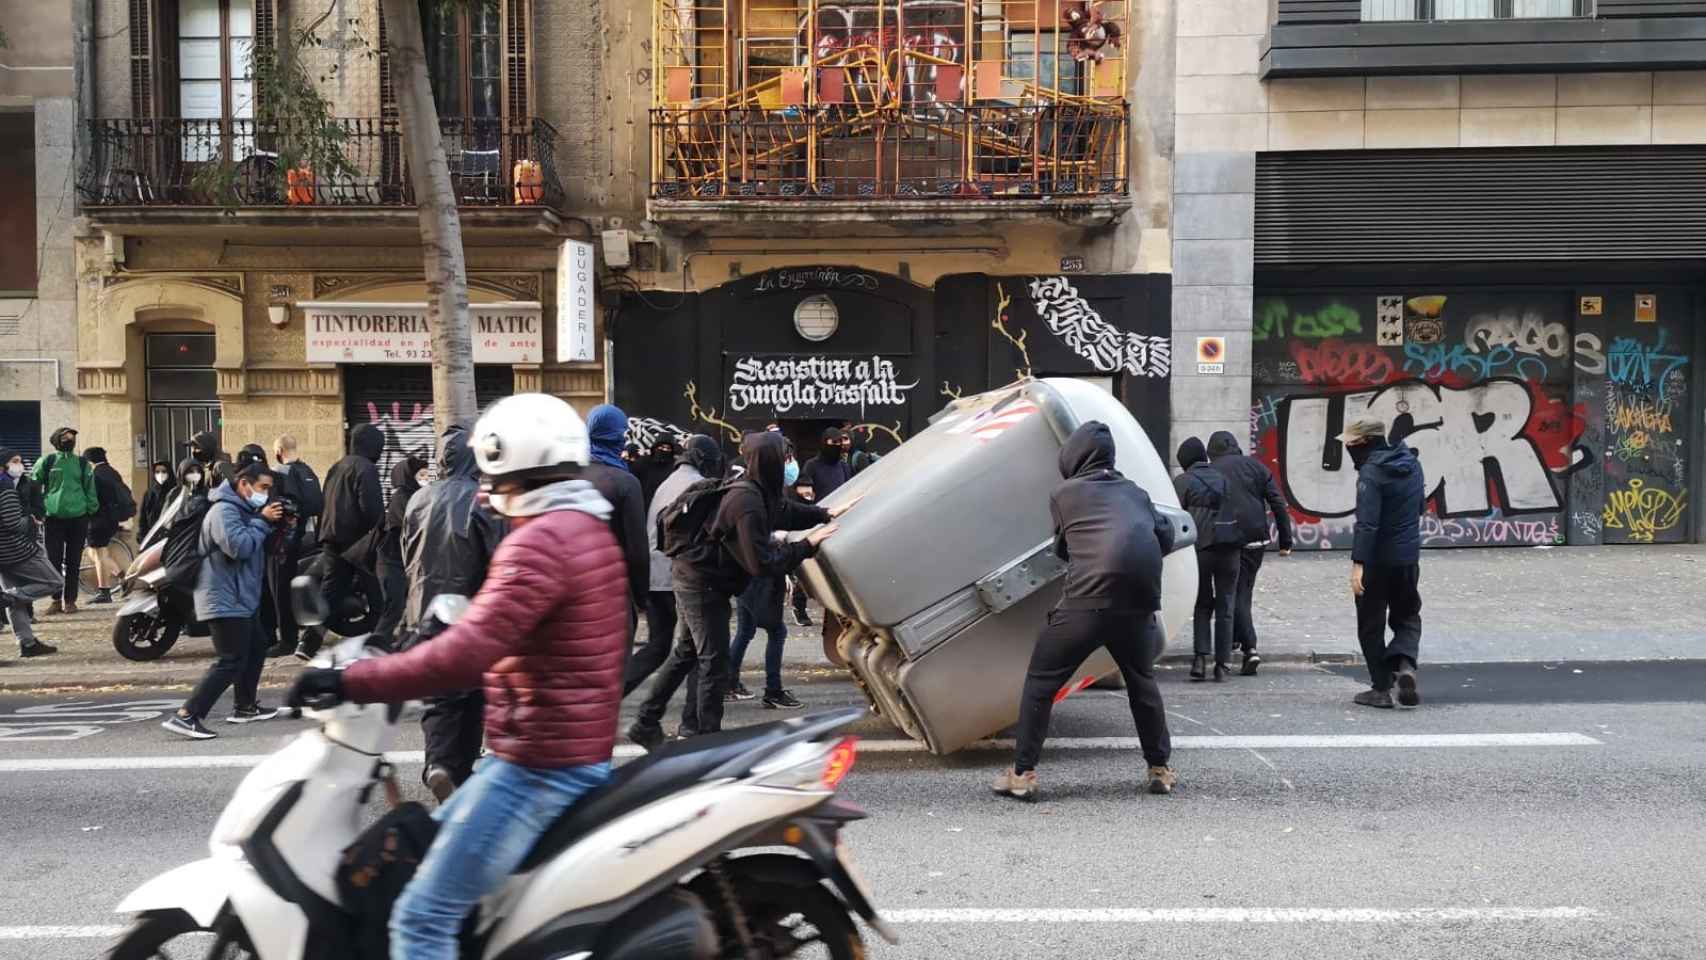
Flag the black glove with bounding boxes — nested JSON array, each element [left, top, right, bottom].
[[288, 668, 346, 709]]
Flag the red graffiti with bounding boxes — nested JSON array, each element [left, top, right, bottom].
[[1291, 339, 1396, 387], [1520, 380, 1586, 472]]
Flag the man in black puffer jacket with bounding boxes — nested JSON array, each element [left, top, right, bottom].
[[300, 423, 385, 659], [1207, 431, 1294, 675], [1340, 415, 1426, 710], [993, 421, 1177, 803]]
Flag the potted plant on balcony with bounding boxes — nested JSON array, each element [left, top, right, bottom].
[[513, 158, 544, 205]]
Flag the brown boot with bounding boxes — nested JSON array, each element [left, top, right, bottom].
[[62, 601, 79, 615], [991, 768, 1039, 802], [45, 599, 63, 616], [1147, 765, 1178, 795]]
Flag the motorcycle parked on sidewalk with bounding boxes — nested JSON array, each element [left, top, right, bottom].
[[104, 579, 894, 960]]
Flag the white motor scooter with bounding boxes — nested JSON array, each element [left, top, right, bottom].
[[106, 579, 895, 960]]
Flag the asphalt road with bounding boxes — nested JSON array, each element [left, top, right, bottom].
[[2, 661, 1703, 959]]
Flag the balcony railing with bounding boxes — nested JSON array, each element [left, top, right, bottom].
[[79, 116, 564, 210], [1362, 0, 1592, 18], [651, 102, 1128, 201]]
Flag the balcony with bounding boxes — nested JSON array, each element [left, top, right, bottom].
[[79, 116, 565, 232], [649, 0, 1132, 224]]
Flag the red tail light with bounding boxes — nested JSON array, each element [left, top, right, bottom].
[[821, 736, 858, 790]]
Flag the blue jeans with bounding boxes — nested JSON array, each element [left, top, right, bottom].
[[390, 757, 612, 960], [729, 601, 787, 695]]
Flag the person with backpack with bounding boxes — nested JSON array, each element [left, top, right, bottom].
[[1206, 431, 1294, 676], [848, 429, 881, 476], [162, 462, 289, 739], [580, 405, 649, 633], [628, 434, 722, 701], [30, 427, 99, 615], [188, 430, 233, 493], [138, 460, 175, 542], [299, 423, 386, 660], [1, 448, 59, 658], [83, 446, 137, 605], [629, 431, 846, 749], [266, 435, 323, 657], [1175, 437, 1240, 682], [287, 393, 626, 960], [404, 426, 507, 802]]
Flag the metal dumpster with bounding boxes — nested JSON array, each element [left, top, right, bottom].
[[795, 378, 1198, 754]]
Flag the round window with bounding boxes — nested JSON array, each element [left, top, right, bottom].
[[793, 294, 839, 342]]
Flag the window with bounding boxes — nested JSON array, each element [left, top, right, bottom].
[[1362, 0, 1590, 19], [1007, 31, 1083, 96], [424, 1, 502, 119], [178, 0, 255, 159]]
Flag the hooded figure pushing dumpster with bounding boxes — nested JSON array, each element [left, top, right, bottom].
[[992, 421, 1178, 803]]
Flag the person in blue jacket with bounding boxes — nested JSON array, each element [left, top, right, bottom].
[[163, 462, 289, 740], [1340, 414, 1426, 710]]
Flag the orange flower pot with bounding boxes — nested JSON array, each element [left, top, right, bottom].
[[287, 165, 316, 205], [513, 159, 543, 205]]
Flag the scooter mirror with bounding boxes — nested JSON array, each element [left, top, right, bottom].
[[424, 594, 470, 627], [291, 574, 330, 627]]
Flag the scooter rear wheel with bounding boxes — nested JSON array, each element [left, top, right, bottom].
[[112, 612, 181, 662], [106, 910, 256, 960], [720, 877, 865, 960]]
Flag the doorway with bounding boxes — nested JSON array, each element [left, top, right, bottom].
[[145, 333, 221, 467]]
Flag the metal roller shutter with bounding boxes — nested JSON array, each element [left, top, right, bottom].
[[1255, 147, 1706, 264], [343, 366, 515, 497]]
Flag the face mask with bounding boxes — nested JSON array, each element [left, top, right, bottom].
[[155, 471, 170, 485], [6, 463, 22, 479], [56, 438, 75, 453], [1347, 443, 1375, 470], [416, 470, 429, 486], [184, 472, 203, 487], [783, 459, 800, 486], [247, 490, 270, 509]]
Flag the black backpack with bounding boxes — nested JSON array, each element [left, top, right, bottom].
[[287, 461, 326, 518], [160, 493, 211, 588], [656, 478, 730, 559], [337, 800, 440, 959]]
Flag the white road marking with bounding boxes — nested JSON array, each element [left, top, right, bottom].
[[0, 907, 1601, 940], [885, 907, 1602, 924], [0, 732, 1602, 774]]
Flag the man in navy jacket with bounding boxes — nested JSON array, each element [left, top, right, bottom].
[[1341, 415, 1426, 710]]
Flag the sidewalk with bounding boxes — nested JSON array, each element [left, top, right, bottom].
[[3, 544, 1703, 690]]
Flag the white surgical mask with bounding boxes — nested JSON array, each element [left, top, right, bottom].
[[416, 470, 429, 486], [154, 471, 170, 484], [184, 472, 203, 487], [5, 462, 22, 479], [247, 490, 269, 509]]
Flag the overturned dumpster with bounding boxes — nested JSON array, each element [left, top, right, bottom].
[[795, 378, 1198, 755]]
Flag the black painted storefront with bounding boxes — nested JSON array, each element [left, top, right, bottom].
[[612, 266, 1172, 459]]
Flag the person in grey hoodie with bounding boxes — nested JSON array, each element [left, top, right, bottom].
[[164, 462, 287, 739], [1175, 437, 1239, 682]]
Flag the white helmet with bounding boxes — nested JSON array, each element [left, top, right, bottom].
[[470, 393, 590, 481]]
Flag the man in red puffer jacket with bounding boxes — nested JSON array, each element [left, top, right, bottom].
[[290, 393, 625, 960]]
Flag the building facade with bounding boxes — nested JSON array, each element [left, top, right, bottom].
[[0, 0, 78, 461], [74, 0, 604, 489], [1176, 0, 1706, 547], [582, 0, 1179, 461]]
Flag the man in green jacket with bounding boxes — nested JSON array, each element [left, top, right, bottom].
[[31, 427, 99, 615]]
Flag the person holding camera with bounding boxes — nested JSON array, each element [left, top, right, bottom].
[[162, 462, 290, 740]]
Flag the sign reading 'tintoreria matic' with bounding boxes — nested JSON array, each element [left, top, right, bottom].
[[301, 301, 543, 364]]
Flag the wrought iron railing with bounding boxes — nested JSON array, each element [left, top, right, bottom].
[[79, 116, 564, 210], [651, 102, 1128, 201]]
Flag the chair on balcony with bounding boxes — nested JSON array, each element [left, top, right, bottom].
[[453, 148, 503, 204]]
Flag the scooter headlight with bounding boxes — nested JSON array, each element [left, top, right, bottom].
[[752, 737, 859, 793]]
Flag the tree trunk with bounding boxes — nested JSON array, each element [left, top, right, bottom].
[[379, 0, 477, 431]]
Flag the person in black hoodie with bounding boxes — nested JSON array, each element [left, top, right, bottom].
[[628, 431, 842, 748], [582, 405, 649, 630], [373, 456, 426, 645], [300, 423, 385, 659], [1340, 415, 1426, 710], [636, 436, 680, 509], [1206, 431, 1294, 676], [188, 430, 234, 493], [994, 421, 1176, 802], [138, 460, 174, 541], [84, 447, 136, 605], [265, 435, 322, 657], [798, 427, 853, 502], [1175, 437, 1239, 682]]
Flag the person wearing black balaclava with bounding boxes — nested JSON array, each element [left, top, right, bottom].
[[188, 430, 234, 493], [300, 423, 385, 659], [629, 432, 844, 748], [637, 436, 680, 509], [798, 426, 853, 503], [373, 455, 426, 646], [404, 426, 506, 801], [1340, 415, 1426, 710]]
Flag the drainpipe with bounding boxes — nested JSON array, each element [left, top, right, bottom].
[[74, 0, 97, 193], [2, 358, 65, 395]]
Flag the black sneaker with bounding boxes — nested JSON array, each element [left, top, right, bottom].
[[1394, 663, 1421, 708], [162, 714, 218, 740], [91, 589, 114, 605], [627, 720, 665, 752], [1354, 688, 1395, 709], [293, 644, 317, 662], [1241, 652, 1261, 676], [793, 610, 813, 627], [762, 689, 804, 710], [266, 641, 295, 658], [19, 641, 58, 658], [226, 704, 281, 724], [724, 682, 755, 702]]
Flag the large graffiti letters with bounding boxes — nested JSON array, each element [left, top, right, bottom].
[[1027, 276, 1170, 379], [1606, 329, 1689, 401], [1290, 339, 1395, 387], [1277, 378, 1560, 519]]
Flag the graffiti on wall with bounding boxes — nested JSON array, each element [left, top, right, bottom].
[[627, 416, 691, 451], [1252, 291, 1692, 549], [1026, 276, 1170, 379], [727, 354, 920, 416]]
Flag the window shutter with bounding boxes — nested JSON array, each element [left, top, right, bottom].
[[378, 7, 396, 118], [130, 0, 154, 116], [504, 0, 532, 118]]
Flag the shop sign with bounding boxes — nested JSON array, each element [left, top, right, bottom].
[[558, 239, 597, 362], [727, 354, 919, 417], [301, 301, 542, 364]]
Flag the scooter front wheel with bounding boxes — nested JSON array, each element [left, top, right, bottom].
[[112, 612, 181, 662], [106, 910, 256, 960]]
